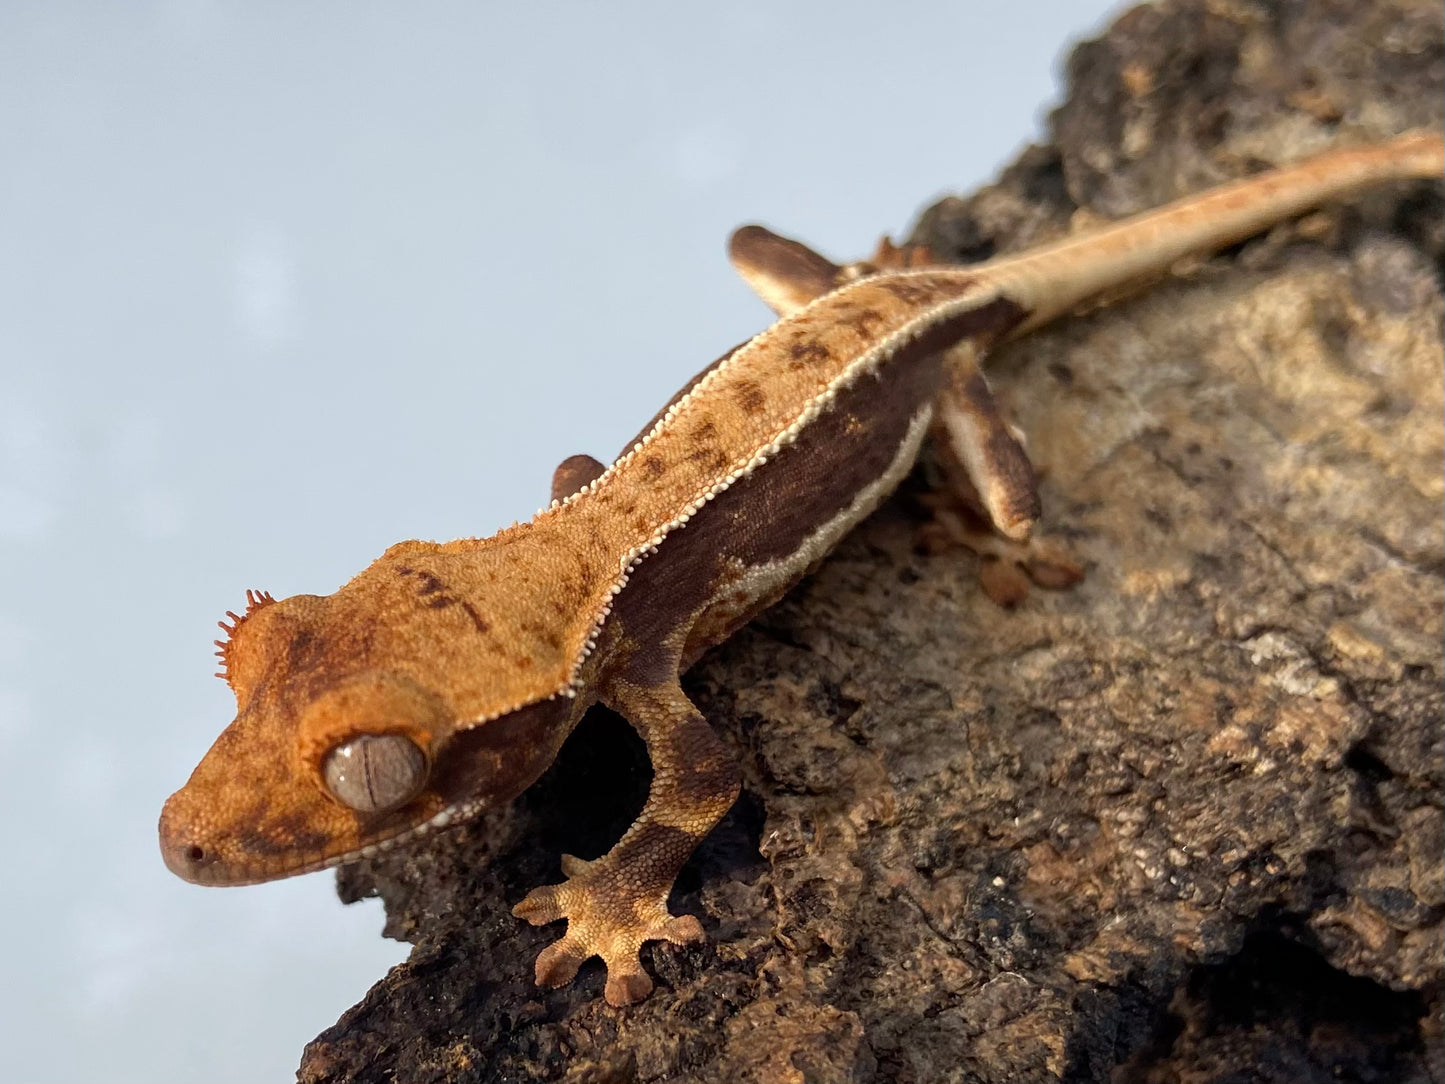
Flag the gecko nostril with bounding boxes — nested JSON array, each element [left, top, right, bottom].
[[187, 844, 206, 864]]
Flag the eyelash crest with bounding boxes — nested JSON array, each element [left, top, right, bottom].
[[213, 588, 277, 685]]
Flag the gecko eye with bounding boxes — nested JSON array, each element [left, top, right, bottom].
[[322, 733, 427, 813]]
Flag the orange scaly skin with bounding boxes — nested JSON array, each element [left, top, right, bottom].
[[160, 131, 1443, 1006]]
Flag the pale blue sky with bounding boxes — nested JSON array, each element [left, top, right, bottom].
[[0, 3, 1123, 1079]]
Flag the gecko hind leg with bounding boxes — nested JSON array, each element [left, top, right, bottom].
[[551, 454, 607, 504], [933, 345, 1040, 542], [512, 677, 740, 1006], [921, 344, 1083, 605]]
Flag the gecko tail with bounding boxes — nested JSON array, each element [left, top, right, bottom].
[[985, 128, 1445, 336]]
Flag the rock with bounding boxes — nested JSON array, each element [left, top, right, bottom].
[[300, 1, 1444, 1080]]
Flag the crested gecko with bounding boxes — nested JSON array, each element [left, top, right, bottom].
[[160, 131, 1443, 1007]]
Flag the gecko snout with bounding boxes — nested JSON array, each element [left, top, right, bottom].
[[157, 797, 221, 884]]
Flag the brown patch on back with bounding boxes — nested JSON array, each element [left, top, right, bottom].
[[789, 340, 832, 364], [620, 342, 749, 453], [686, 445, 729, 471], [881, 277, 964, 305], [733, 380, 767, 413], [840, 309, 885, 339]]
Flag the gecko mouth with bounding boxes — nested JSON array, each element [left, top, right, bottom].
[[158, 792, 492, 886]]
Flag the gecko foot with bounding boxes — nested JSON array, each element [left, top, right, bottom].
[[916, 495, 1084, 607], [513, 853, 706, 1006]]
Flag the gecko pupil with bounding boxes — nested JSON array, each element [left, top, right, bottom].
[[322, 733, 427, 813]]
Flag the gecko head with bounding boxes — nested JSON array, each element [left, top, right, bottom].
[[159, 661, 453, 885], [159, 586, 573, 885]]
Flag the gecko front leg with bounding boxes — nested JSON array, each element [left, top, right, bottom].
[[512, 675, 740, 1006]]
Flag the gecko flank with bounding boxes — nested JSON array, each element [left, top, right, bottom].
[[160, 131, 1444, 1006]]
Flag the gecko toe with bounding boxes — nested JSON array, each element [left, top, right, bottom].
[[516, 861, 713, 1005], [534, 936, 588, 987], [512, 884, 565, 925], [978, 559, 1032, 607], [604, 967, 654, 1007], [559, 853, 596, 878], [1023, 546, 1085, 590], [655, 913, 705, 945]]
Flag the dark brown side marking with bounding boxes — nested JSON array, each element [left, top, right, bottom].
[[431, 697, 575, 807], [905, 294, 1027, 359], [606, 291, 1030, 661], [233, 806, 332, 860]]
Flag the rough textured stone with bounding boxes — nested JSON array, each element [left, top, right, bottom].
[[300, 1, 1444, 1080]]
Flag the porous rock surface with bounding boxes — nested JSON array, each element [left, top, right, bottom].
[[300, 1, 1444, 1080]]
